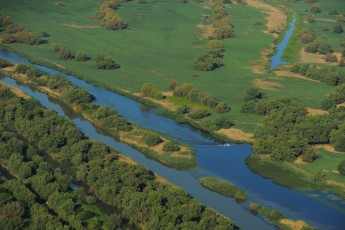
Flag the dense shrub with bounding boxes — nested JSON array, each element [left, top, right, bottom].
[[75, 51, 89, 61], [299, 29, 316, 44], [215, 102, 230, 113], [187, 107, 209, 119], [334, 25, 344, 33], [93, 54, 120, 69], [324, 54, 338, 63], [193, 52, 222, 71], [337, 160, 345, 176], [143, 133, 163, 146], [163, 142, 180, 152], [0, 58, 13, 68]]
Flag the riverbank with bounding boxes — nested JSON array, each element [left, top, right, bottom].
[[0, 62, 197, 169]]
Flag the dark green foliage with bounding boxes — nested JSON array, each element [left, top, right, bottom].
[[143, 132, 163, 146], [290, 64, 345, 86], [15, 64, 29, 74], [310, 4, 321, 13], [337, 160, 345, 176], [163, 142, 180, 152], [317, 42, 333, 55], [253, 98, 309, 162], [215, 102, 231, 113], [141, 83, 161, 99], [213, 115, 233, 129], [330, 123, 345, 151], [299, 29, 316, 44], [187, 107, 209, 119], [193, 52, 222, 71], [58, 48, 73, 60], [0, 58, 13, 68], [75, 51, 89, 61], [61, 87, 92, 104], [0, 87, 238, 229], [93, 54, 120, 70], [333, 25, 344, 33], [199, 177, 247, 200]]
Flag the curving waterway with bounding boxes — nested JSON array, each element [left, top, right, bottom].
[[1, 49, 345, 229], [270, 15, 297, 69]]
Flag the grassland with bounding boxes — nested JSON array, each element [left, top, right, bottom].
[[0, 0, 337, 135], [283, 0, 345, 62], [246, 149, 345, 199]]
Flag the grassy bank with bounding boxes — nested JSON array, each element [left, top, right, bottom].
[[199, 177, 247, 202], [246, 154, 345, 199]]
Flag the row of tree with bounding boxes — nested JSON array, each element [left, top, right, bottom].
[[0, 84, 238, 229], [51, 43, 120, 69], [5, 62, 195, 168], [193, 0, 235, 71], [241, 87, 345, 163], [91, 0, 129, 30], [0, 14, 44, 45]]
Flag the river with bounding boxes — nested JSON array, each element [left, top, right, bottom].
[[1, 49, 345, 229], [270, 15, 297, 69]]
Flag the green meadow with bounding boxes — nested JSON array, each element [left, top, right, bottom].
[[0, 0, 337, 133]]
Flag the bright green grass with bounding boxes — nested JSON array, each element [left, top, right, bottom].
[[293, 0, 345, 49], [294, 148, 345, 184], [167, 96, 210, 110], [0, 0, 337, 133]]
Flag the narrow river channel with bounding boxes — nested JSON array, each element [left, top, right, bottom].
[[1, 49, 345, 230]]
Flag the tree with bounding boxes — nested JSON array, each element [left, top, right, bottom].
[[193, 53, 222, 71], [310, 4, 321, 13], [215, 102, 231, 114], [169, 79, 177, 90], [337, 160, 345, 176], [299, 29, 316, 43], [75, 51, 89, 61], [93, 54, 120, 70], [333, 25, 344, 33], [101, 12, 126, 30]]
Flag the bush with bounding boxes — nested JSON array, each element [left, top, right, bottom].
[[313, 171, 326, 181], [15, 64, 29, 74], [163, 142, 180, 152], [324, 54, 338, 63], [234, 190, 247, 202], [215, 102, 230, 114], [193, 52, 222, 71], [52, 43, 63, 52], [0, 58, 13, 68], [213, 115, 233, 129], [187, 108, 209, 119], [317, 43, 333, 54], [305, 41, 319, 53], [337, 160, 345, 176], [143, 133, 162, 146], [141, 83, 159, 98], [101, 12, 126, 30], [75, 51, 89, 62], [58, 48, 74, 60], [334, 25, 344, 33], [299, 29, 316, 43], [249, 203, 260, 215], [310, 4, 321, 13], [93, 54, 120, 70]]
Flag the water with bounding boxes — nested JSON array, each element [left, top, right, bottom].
[[1, 49, 345, 229], [270, 15, 297, 69]]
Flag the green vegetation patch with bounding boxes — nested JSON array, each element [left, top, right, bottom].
[[199, 177, 247, 201]]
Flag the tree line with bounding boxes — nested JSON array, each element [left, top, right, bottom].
[[51, 43, 120, 70], [1, 62, 196, 169], [0, 84, 238, 229], [241, 87, 345, 169], [0, 14, 45, 45], [193, 0, 235, 71]]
